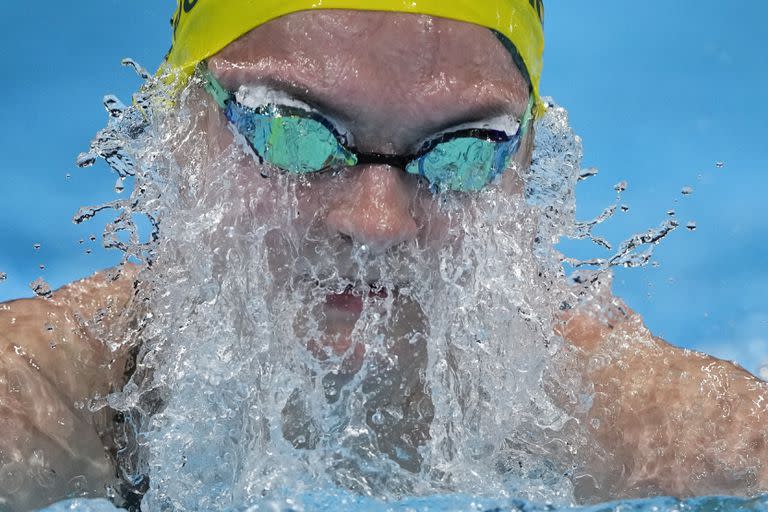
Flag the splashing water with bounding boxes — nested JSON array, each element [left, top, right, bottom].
[[49, 66, 764, 512], [29, 277, 52, 298]]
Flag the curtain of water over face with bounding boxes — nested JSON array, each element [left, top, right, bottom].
[[86, 71, 602, 510]]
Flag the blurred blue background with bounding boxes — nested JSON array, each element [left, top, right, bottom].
[[0, 2, 766, 374]]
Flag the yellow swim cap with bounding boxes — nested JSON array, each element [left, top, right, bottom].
[[165, 0, 545, 114]]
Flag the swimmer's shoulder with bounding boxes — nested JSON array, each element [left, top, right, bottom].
[[0, 266, 139, 510], [558, 295, 768, 498], [0, 264, 140, 400], [557, 295, 642, 353]]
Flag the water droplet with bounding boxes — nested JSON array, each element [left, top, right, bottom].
[[686, 221, 697, 231], [681, 186, 693, 196], [121, 58, 150, 79], [29, 278, 52, 298], [620, 205, 630, 212], [39, 264, 45, 271], [89, 234, 97, 242], [0, 272, 6, 282], [103, 95, 127, 118], [85, 249, 93, 255], [667, 209, 676, 216], [68, 475, 87, 492], [578, 167, 599, 181], [614, 180, 628, 193], [76, 152, 97, 168], [715, 161, 725, 169], [33, 243, 41, 251], [115, 177, 125, 194], [65, 173, 72, 180], [79, 238, 85, 244]]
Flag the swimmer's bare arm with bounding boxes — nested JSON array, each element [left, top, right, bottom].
[[560, 304, 768, 500], [0, 268, 136, 510]]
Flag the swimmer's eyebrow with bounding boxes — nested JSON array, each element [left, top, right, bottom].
[[225, 74, 525, 137]]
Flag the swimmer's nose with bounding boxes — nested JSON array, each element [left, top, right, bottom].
[[325, 164, 418, 254]]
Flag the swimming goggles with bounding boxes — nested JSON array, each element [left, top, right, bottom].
[[201, 66, 533, 192]]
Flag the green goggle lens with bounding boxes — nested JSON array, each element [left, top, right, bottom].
[[240, 114, 357, 174], [405, 137, 507, 192]]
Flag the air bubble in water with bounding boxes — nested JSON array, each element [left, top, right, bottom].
[[115, 177, 125, 194], [681, 186, 693, 196], [614, 180, 628, 193], [33, 243, 41, 251], [371, 410, 385, 425], [0, 272, 6, 282], [715, 161, 725, 168], [39, 264, 46, 271], [667, 209, 676, 216], [65, 173, 72, 180], [620, 205, 629, 212], [30, 278, 52, 298], [686, 221, 697, 231], [89, 234, 97, 242]]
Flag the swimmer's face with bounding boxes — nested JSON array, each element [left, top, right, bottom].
[[195, 10, 533, 357]]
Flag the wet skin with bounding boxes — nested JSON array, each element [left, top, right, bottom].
[[1, 10, 767, 510]]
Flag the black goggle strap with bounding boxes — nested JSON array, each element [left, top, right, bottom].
[[355, 152, 411, 168]]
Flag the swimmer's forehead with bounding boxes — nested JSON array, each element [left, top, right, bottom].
[[208, 11, 530, 151]]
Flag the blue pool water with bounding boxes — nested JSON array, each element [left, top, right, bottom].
[[38, 493, 768, 512]]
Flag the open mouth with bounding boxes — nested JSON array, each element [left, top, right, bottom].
[[324, 284, 391, 315]]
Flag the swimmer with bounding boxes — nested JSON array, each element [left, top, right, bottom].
[[1, 1, 766, 509]]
